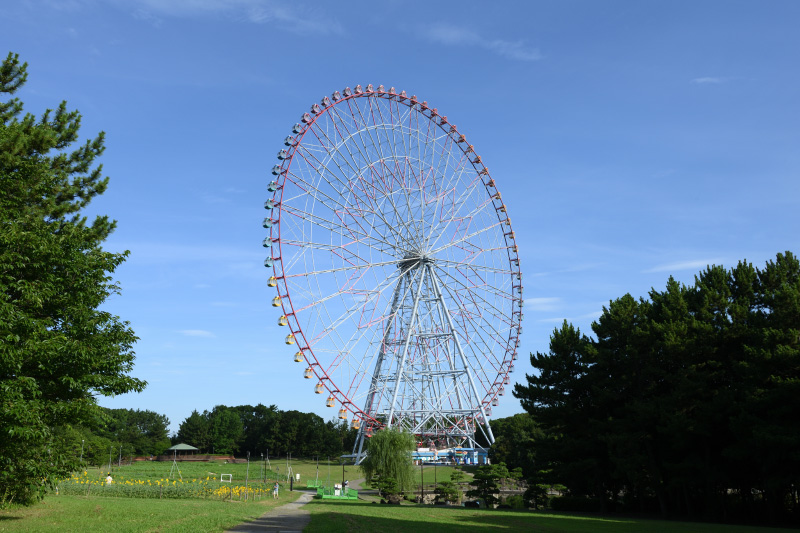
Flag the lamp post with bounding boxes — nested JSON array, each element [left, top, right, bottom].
[[420, 460, 424, 502], [80, 439, 84, 462]]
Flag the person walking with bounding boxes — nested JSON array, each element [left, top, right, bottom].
[[273, 481, 280, 499]]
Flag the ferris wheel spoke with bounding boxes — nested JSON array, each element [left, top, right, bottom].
[[327, 106, 418, 252], [423, 178, 494, 251], [433, 267, 515, 341], [363, 100, 429, 248], [280, 204, 401, 255], [292, 134, 413, 254], [283, 182, 404, 258], [304, 266, 405, 351], [434, 258, 516, 276], [283, 259, 399, 279], [343, 100, 423, 250], [428, 220, 506, 257]]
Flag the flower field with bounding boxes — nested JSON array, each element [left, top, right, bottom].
[[58, 470, 279, 501]]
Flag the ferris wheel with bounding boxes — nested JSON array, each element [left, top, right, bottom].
[[264, 84, 523, 459]]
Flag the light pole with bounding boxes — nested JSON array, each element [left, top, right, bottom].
[[420, 461, 424, 502], [80, 439, 84, 462]]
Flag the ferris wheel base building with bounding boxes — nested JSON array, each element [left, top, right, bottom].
[[264, 84, 524, 463]]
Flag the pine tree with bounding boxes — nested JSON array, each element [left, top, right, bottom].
[[0, 52, 145, 507]]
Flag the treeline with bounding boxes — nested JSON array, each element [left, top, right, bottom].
[[54, 404, 357, 467], [506, 252, 799, 525], [175, 404, 358, 457], [52, 408, 171, 467]]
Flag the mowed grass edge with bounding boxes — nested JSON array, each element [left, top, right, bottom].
[[0, 491, 303, 533]]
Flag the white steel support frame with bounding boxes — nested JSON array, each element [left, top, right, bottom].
[[352, 259, 495, 463]]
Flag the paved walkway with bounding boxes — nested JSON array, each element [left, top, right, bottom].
[[225, 490, 315, 533]]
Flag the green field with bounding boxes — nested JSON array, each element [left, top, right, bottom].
[[0, 493, 302, 533], [304, 500, 798, 533], [3, 490, 796, 533], [84, 457, 363, 485]]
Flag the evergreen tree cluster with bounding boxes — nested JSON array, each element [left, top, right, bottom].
[[176, 404, 358, 458], [514, 252, 800, 524]]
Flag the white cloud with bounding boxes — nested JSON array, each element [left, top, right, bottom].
[[124, 0, 344, 35], [691, 77, 728, 84], [524, 297, 561, 311], [643, 259, 724, 273], [538, 317, 568, 324], [178, 329, 216, 338], [421, 23, 541, 62]]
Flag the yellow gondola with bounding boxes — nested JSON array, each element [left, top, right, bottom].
[[268, 276, 278, 287], [294, 352, 303, 363], [278, 315, 289, 326], [314, 382, 324, 394], [338, 408, 347, 420], [303, 367, 313, 379], [326, 396, 335, 408], [351, 419, 361, 430], [285, 334, 295, 345], [272, 296, 281, 307]]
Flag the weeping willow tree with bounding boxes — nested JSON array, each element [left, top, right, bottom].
[[359, 428, 416, 501]]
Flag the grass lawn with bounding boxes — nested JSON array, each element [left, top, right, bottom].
[[304, 500, 797, 533], [88, 457, 365, 486], [0, 491, 303, 533]]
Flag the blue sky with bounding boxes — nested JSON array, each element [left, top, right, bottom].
[[4, 0, 799, 434]]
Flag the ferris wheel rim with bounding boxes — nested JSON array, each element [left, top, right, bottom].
[[266, 85, 523, 427]]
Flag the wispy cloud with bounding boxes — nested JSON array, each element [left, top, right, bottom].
[[644, 259, 724, 273], [691, 77, 730, 84], [125, 0, 344, 35], [178, 329, 215, 338], [524, 297, 561, 312], [420, 23, 541, 62]]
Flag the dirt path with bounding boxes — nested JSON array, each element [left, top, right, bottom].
[[224, 490, 315, 533]]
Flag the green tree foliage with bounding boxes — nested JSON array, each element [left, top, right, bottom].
[[359, 428, 416, 501], [177, 409, 210, 451], [465, 463, 511, 507], [489, 413, 542, 479], [0, 52, 144, 507], [514, 252, 800, 523], [94, 408, 171, 456], [435, 469, 467, 504], [174, 404, 356, 457], [209, 406, 244, 455]]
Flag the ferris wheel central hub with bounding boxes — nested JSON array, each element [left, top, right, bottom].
[[397, 253, 433, 271]]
